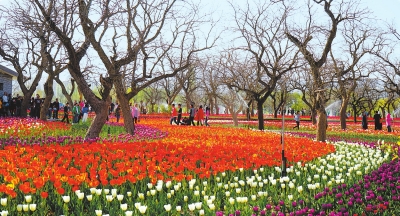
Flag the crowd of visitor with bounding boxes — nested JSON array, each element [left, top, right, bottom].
[[0, 91, 398, 133], [169, 103, 211, 126]]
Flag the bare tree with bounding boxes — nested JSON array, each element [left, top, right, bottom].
[[285, 0, 368, 141], [330, 18, 381, 129], [177, 66, 199, 110], [75, 0, 216, 134], [229, 1, 300, 130], [0, 2, 48, 118], [143, 82, 163, 113], [34, 0, 113, 139]]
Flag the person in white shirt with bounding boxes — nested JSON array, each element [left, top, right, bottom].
[[293, 111, 300, 130]]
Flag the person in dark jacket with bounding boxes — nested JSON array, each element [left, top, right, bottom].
[[373, 111, 382, 130], [61, 102, 70, 124], [361, 111, 368, 130]]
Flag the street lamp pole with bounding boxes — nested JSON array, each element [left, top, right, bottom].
[[281, 101, 287, 177]]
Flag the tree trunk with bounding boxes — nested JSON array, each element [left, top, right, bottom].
[[339, 98, 349, 130], [257, 100, 264, 130], [210, 97, 215, 115], [55, 77, 74, 110], [352, 105, 357, 123], [231, 108, 239, 127], [251, 100, 256, 117], [40, 75, 55, 121], [311, 109, 317, 125], [316, 109, 327, 142], [215, 96, 219, 115], [85, 102, 110, 139], [114, 80, 135, 135], [20, 95, 32, 117]]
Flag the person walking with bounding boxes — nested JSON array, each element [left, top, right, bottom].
[[132, 103, 140, 124], [2, 92, 8, 116], [361, 111, 368, 130], [61, 103, 70, 124], [373, 111, 382, 130], [205, 106, 211, 126], [188, 104, 196, 126], [114, 105, 121, 123], [196, 105, 204, 126], [81, 104, 89, 123], [293, 111, 300, 129], [386, 112, 393, 132], [170, 104, 178, 125], [34, 94, 42, 118], [52, 98, 59, 119], [177, 104, 182, 125], [72, 103, 80, 124]]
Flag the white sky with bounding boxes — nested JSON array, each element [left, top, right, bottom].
[[0, 0, 399, 93]]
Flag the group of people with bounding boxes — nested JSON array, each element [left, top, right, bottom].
[[0, 92, 23, 117], [363, 111, 393, 132], [169, 104, 211, 126], [61, 100, 90, 124]]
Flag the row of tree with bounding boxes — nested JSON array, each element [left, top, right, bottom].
[[0, 0, 399, 142]]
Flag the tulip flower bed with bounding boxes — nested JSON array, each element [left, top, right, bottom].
[[0, 117, 396, 215]]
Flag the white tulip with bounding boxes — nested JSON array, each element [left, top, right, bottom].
[[297, 186, 303, 193], [103, 189, 110, 194], [25, 195, 32, 203], [147, 183, 153, 189], [164, 204, 171, 211], [95, 210, 102, 216], [111, 189, 117, 197], [17, 204, 23, 212], [29, 204, 36, 211], [188, 204, 195, 211], [176, 206, 182, 212], [74, 190, 81, 196], [62, 196, 70, 203], [106, 195, 113, 202], [138, 193, 144, 199], [86, 195, 93, 201], [288, 194, 293, 201], [0, 198, 7, 206], [96, 189, 102, 196], [229, 198, 235, 204], [195, 202, 202, 209], [90, 187, 97, 194], [23, 204, 29, 212], [209, 203, 215, 210], [150, 189, 156, 196], [251, 195, 257, 200], [184, 196, 188, 201], [156, 185, 163, 192], [134, 202, 141, 209], [194, 190, 200, 196], [138, 205, 147, 214], [77, 192, 85, 200], [199, 209, 205, 215], [125, 211, 133, 216], [117, 194, 124, 201], [120, 203, 128, 211], [0, 210, 8, 216]]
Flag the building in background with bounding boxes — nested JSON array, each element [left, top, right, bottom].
[[0, 64, 18, 96]]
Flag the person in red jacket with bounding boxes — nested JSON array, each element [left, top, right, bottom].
[[170, 104, 178, 125], [195, 105, 204, 126]]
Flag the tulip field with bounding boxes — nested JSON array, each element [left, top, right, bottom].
[[0, 116, 398, 215]]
